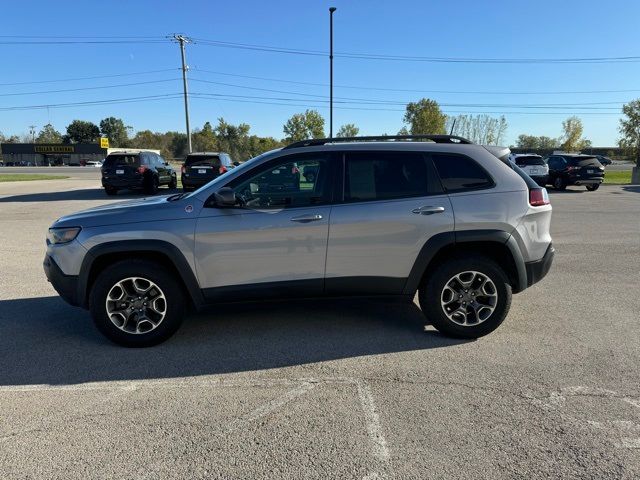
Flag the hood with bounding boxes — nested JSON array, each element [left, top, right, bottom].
[[52, 195, 202, 228]]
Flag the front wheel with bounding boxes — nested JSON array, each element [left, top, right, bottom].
[[168, 175, 177, 189], [419, 256, 512, 339], [89, 260, 186, 347], [586, 183, 600, 191]]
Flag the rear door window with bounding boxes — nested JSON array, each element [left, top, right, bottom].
[[343, 151, 441, 202], [431, 154, 494, 192]]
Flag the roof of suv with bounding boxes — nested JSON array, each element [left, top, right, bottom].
[[187, 152, 228, 156]]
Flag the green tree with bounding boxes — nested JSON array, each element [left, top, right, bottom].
[[192, 121, 218, 152], [619, 99, 640, 166], [35, 124, 62, 143], [336, 123, 359, 137], [402, 98, 446, 135], [65, 120, 100, 143], [283, 110, 325, 142], [515, 134, 558, 150], [99, 117, 129, 147], [561, 116, 589, 152]]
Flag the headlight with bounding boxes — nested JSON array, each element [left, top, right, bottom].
[[47, 227, 81, 245]]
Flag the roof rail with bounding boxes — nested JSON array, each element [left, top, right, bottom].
[[283, 135, 473, 149]]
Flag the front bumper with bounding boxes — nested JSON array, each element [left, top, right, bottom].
[[525, 243, 554, 288], [43, 255, 80, 306]]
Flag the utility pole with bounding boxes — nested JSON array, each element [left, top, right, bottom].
[[329, 7, 336, 139], [173, 34, 192, 153], [29, 125, 36, 142]]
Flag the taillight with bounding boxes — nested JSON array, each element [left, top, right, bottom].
[[529, 188, 550, 207], [181, 165, 186, 174], [219, 166, 227, 175], [566, 166, 579, 172], [137, 166, 148, 174]]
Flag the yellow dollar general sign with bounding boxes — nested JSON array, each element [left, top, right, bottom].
[[100, 138, 110, 148]]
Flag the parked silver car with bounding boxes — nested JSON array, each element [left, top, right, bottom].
[[44, 135, 554, 347]]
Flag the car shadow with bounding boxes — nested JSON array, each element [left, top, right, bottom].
[[0, 295, 466, 386], [621, 185, 640, 193], [0, 187, 181, 202]]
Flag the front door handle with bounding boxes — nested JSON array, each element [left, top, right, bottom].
[[412, 206, 445, 215], [290, 214, 323, 223]]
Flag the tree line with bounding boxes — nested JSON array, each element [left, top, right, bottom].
[[2, 98, 639, 163]]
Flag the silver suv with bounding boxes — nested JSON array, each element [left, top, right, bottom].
[[43, 135, 554, 347]]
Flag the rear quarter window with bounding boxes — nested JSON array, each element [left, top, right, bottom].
[[431, 153, 494, 192], [569, 157, 601, 167]]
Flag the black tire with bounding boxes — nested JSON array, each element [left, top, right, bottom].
[[144, 175, 159, 195], [586, 184, 600, 191], [553, 176, 566, 190], [168, 175, 177, 189], [89, 260, 186, 347], [418, 255, 512, 339], [104, 187, 118, 196]]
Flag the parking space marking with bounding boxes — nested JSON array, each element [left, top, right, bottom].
[[0, 376, 392, 476], [225, 380, 317, 433]]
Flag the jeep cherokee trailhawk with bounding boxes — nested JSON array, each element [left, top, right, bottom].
[[44, 135, 554, 347]]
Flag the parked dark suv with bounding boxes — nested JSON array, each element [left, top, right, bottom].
[[181, 152, 233, 192], [102, 151, 177, 195], [544, 154, 604, 191]]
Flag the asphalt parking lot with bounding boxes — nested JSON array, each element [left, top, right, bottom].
[[0, 177, 638, 479]]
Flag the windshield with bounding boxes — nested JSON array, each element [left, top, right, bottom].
[[514, 156, 544, 166], [569, 156, 601, 167], [184, 155, 221, 167], [104, 154, 140, 167]]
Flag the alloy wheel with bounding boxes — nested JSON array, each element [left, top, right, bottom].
[[440, 271, 498, 326], [105, 277, 167, 334]]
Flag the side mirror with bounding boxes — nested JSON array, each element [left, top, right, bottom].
[[212, 187, 236, 207], [233, 161, 240, 167], [165, 161, 170, 166]]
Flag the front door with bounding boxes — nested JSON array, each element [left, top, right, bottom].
[[194, 152, 335, 300]]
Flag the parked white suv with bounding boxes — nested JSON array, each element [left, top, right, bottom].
[[44, 135, 554, 347], [509, 153, 549, 186]]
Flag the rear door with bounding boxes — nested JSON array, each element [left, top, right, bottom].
[[325, 150, 453, 294], [102, 153, 141, 181], [570, 156, 604, 181], [186, 154, 223, 184]]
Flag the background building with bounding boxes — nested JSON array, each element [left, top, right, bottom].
[[0, 143, 107, 166]]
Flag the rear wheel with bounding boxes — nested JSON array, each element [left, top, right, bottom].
[[89, 260, 185, 347], [419, 256, 512, 339], [553, 176, 566, 190], [586, 184, 600, 191], [104, 187, 118, 196], [144, 175, 159, 195]]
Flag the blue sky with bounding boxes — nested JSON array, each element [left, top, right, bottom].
[[1, 0, 639, 146]]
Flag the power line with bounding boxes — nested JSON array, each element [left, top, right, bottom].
[[192, 67, 640, 96], [0, 68, 178, 86], [191, 37, 640, 64], [0, 94, 183, 111], [0, 78, 181, 97]]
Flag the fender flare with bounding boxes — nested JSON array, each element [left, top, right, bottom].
[[77, 240, 204, 309], [402, 230, 527, 294]]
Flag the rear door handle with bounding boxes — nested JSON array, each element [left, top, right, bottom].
[[290, 214, 323, 223], [412, 206, 445, 215]]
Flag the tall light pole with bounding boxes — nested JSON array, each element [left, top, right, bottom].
[[173, 34, 192, 153], [329, 7, 336, 139], [29, 125, 36, 142]]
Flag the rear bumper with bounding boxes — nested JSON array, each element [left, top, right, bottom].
[[525, 244, 554, 288], [101, 176, 144, 189], [568, 176, 603, 185], [43, 255, 80, 307], [181, 175, 215, 189]]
